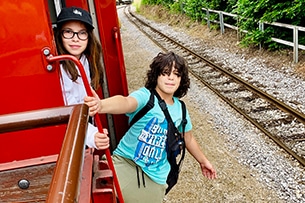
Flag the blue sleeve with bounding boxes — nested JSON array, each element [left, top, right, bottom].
[[126, 87, 151, 120]]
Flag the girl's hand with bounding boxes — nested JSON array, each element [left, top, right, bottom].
[[94, 128, 110, 150], [84, 89, 100, 116]]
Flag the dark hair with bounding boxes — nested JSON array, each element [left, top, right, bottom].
[[145, 51, 190, 98], [54, 22, 104, 90]]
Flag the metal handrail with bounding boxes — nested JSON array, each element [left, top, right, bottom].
[[0, 106, 72, 133], [46, 104, 89, 203]]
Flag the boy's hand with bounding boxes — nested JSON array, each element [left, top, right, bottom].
[[84, 89, 100, 116], [200, 162, 217, 179]]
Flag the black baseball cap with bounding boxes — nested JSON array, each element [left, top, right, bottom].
[[57, 6, 94, 29]]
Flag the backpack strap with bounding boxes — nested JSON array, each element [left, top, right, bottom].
[[153, 89, 187, 195], [152, 89, 187, 149], [180, 100, 187, 134], [178, 100, 187, 165], [152, 89, 187, 132], [152, 89, 173, 123], [129, 90, 154, 128]]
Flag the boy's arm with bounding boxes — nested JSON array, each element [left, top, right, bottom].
[[99, 95, 138, 114], [84, 89, 138, 115], [184, 131, 217, 179]]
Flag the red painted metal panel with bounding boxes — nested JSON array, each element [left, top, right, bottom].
[[0, 1, 67, 163], [0, 1, 64, 115], [0, 125, 66, 163], [92, 156, 116, 202]]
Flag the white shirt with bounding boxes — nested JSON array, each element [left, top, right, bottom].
[[60, 55, 98, 148]]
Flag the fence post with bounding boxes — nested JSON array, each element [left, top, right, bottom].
[[236, 16, 240, 41], [293, 26, 298, 63], [259, 22, 264, 50], [206, 9, 210, 29], [219, 12, 224, 34]]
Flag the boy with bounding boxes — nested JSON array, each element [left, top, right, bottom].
[[85, 51, 217, 202]]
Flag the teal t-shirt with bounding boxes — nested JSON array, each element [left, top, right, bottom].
[[113, 87, 192, 185]]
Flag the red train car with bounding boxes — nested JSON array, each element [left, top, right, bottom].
[[0, 0, 129, 202]]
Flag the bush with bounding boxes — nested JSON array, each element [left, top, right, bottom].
[[141, 0, 305, 50]]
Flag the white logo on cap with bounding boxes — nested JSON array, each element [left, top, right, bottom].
[[73, 9, 82, 16]]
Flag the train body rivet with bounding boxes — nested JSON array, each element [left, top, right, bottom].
[[18, 179, 30, 189], [43, 49, 50, 56], [46, 64, 53, 71]]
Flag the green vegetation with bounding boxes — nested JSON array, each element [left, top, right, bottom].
[[140, 0, 305, 50]]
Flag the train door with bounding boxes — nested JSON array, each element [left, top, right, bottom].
[[0, 0, 66, 163]]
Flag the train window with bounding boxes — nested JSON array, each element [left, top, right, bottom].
[[49, 0, 65, 27]]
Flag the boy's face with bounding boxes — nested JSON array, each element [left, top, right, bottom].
[[61, 21, 88, 59], [156, 64, 181, 96]]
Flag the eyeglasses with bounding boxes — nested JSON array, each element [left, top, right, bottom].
[[61, 29, 89, 40]]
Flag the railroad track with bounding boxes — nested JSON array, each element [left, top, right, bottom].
[[123, 5, 305, 167]]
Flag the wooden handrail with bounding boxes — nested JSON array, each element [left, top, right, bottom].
[[46, 104, 89, 203], [0, 106, 74, 133]]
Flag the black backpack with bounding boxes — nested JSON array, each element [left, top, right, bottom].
[[129, 89, 187, 194]]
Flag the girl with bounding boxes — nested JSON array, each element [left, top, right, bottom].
[[54, 6, 109, 150], [85, 51, 217, 202]]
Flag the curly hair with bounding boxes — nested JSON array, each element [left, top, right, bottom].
[[54, 23, 104, 90], [145, 51, 190, 98]]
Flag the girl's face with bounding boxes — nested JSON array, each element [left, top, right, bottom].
[[156, 64, 181, 96], [61, 21, 88, 59]]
